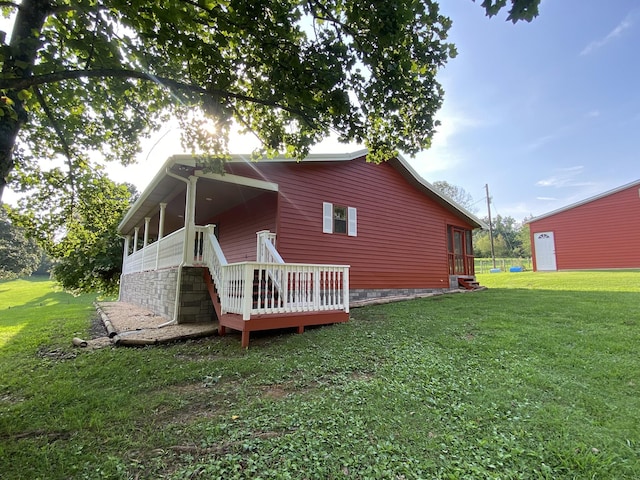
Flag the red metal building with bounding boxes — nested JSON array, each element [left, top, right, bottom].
[[529, 180, 640, 271]]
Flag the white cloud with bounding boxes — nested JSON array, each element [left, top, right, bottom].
[[524, 133, 560, 152], [536, 196, 557, 201], [580, 12, 635, 56], [536, 166, 595, 188]]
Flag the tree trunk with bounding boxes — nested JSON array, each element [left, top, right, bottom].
[[0, 120, 20, 203], [0, 0, 52, 203]]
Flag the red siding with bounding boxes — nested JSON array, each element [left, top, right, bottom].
[[226, 158, 474, 289], [530, 184, 640, 270], [207, 192, 278, 263]]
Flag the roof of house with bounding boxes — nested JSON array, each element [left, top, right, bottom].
[[118, 149, 487, 234], [527, 179, 640, 224]]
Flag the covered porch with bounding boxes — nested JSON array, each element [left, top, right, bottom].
[[118, 156, 350, 347]]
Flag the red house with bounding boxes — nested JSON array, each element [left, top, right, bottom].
[[529, 179, 640, 271], [117, 150, 485, 346]]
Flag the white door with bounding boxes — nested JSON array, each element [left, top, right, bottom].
[[534, 231, 557, 271]]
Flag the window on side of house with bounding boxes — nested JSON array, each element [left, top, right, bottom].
[[333, 205, 347, 234], [323, 202, 357, 236]]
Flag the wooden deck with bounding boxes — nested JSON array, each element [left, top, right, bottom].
[[218, 310, 349, 348]]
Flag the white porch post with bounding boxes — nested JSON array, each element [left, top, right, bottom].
[[182, 175, 198, 265], [122, 235, 131, 274], [156, 203, 167, 270], [143, 217, 151, 248], [123, 235, 130, 258], [158, 202, 167, 240], [133, 227, 139, 252], [142, 217, 150, 270]]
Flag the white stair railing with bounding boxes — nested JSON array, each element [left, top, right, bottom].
[[200, 225, 228, 306]]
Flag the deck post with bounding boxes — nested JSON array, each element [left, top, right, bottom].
[[343, 268, 350, 313], [242, 263, 253, 320]]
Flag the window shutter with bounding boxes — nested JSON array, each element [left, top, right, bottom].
[[323, 202, 333, 233], [347, 207, 357, 237]]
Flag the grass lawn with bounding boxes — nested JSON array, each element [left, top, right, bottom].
[[1, 272, 639, 479]]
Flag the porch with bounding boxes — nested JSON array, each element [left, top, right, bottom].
[[121, 226, 350, 347]]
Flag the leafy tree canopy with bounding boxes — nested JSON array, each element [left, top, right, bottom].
[[432, 180, 477, 213], [0, 207, 42, 278], [474, 214, 531, 258], [0, 0, 540, 204]]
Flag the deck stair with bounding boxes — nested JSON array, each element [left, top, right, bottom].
[[202, 270, 222, 321], [458, 276, 483, 291]]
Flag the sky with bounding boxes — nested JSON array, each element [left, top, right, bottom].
[[5, 1, 640, 222], [413, 0, 640, 220]]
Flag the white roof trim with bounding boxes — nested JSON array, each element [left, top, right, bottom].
[[168, 149, 370, 166], [528, 178, 640, 224], [194, 170, 279, 191]]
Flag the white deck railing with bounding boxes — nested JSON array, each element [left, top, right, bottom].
[[122, 228, 186, 274], [222, 262, 349, 320], [122, 226, 349, 320]]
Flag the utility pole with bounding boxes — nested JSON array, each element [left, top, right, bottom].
[[485, 183, 496, 269]]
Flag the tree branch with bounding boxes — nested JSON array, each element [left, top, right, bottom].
[[0, 68, 317, 125], [33, 85, 77, 197]]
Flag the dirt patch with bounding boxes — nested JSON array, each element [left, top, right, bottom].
[[262, 385, 290, 399], [37, 346, 77, 361], [88, 313, 108, 338]]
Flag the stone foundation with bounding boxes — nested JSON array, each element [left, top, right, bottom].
[[119, 267, 214, 324], [349, 287, 450, 304], [120, 269, 459, 322]]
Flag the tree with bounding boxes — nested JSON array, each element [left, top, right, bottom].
[[7, 167, 135, 293], [432, 180, 477, 212], [47, 175, 134, 294], [473, 214, 531, 258], [0, 0, 541, 204], [0, 207, 41, 278]]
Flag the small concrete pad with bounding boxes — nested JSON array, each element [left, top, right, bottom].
[[95, 302, 217, 346]]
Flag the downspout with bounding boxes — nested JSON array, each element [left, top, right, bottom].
[[158, 168, 191, 327]]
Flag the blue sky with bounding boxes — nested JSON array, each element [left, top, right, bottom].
[[411, 0, 640, 220]]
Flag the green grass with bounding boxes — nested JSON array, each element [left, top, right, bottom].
[[1, 273, 639, 479]]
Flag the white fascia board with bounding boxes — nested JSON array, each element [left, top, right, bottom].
[[170, 149, 369, 166]]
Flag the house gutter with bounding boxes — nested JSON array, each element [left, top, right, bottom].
[[158, 167, 191, 327]]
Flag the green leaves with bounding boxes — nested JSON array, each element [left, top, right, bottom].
[[478, 0, 541, 23]]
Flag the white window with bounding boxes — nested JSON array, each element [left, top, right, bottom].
[[323, 202, 357, 236]]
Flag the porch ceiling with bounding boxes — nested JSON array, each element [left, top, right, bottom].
[[119, 164, 277, 236]]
